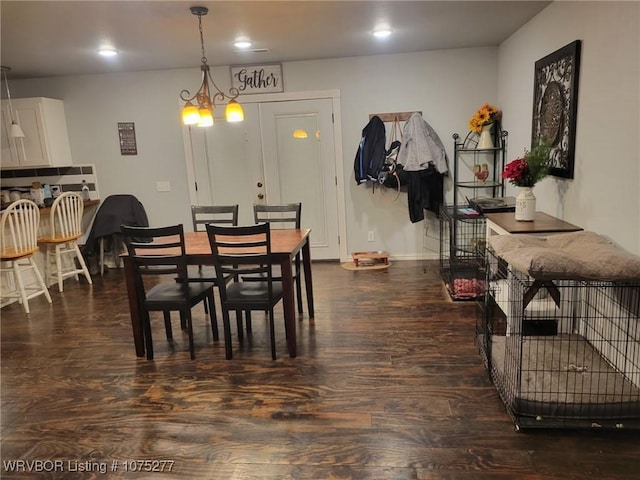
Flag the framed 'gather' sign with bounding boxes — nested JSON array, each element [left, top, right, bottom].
[[230, 64, 284, 94]]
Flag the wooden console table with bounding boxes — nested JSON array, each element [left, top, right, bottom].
[[484, 211, 582, 242]]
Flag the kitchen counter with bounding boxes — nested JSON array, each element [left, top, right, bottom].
[[40, 199, 100, 215], [1, 199, 100, 213]]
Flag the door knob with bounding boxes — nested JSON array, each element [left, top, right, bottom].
[[257, 193, 264, 200], [257, 182, 263, 188]]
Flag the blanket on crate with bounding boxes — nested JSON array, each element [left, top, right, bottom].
[[488, 231, 640, 281]]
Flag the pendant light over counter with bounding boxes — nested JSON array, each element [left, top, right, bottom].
[[1, 66, 25, 138], [179, 6, 244, 127]]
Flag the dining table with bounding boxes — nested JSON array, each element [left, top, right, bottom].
[[122, 228, 314, 358]]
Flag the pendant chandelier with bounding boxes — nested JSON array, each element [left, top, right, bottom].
[[180, 6, 244, 127], [1, 66, 25, 138]]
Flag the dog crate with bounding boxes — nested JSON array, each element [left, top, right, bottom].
[[478, 247, 640, 430], [439, 205, 486, 300]]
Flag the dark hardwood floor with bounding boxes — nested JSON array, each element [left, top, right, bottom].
[[1, 260, 638, 479]]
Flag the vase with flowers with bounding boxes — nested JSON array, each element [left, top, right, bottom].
[[469, 103, 501, 149], [502, 140, 552, 221]]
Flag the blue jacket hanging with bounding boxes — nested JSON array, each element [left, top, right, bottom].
[[354, 115, 386, 185]]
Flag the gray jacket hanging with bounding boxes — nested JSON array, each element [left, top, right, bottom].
[[396, 112, 449, 174]]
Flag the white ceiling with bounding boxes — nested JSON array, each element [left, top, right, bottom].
[[1, 1, 550, 80]]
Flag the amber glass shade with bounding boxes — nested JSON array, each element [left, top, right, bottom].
[[197, 107, 214, 127], [225, 100, 244, 123], [182, 102, 200, 125]]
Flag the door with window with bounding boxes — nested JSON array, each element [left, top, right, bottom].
[[186, 96, 341, 260]]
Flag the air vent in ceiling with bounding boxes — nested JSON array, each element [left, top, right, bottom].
[[235, 48, 269, 54]]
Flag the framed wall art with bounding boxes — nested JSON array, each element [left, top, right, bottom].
[[531, 40, 581, 179]]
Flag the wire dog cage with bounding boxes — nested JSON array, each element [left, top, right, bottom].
[[478, 247, 640, 430], [439, 205, 486, 300]]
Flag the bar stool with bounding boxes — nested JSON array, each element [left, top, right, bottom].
[[0, 199, 52, 313], [38, 192, 93, 292]]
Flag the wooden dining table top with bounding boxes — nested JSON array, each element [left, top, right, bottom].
[[183, 228, 311, 257], [124, 228, 311, 258]]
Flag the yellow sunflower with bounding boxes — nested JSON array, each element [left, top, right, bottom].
[[468, 103, 501, 132]]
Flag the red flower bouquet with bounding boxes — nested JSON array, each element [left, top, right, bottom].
[[502, 141, 552, 188]]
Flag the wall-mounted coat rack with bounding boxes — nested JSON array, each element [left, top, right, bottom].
[[369, 111, 422, 123]]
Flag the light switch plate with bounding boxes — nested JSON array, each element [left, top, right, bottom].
[[156, 181, 171, 192]]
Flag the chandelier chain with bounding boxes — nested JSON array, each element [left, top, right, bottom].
[[198, 13, 208, 65]]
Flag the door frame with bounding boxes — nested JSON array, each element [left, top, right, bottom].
[[181, 89, 348, 261]]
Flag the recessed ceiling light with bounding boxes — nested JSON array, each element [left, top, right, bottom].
[[233, 40, 252, 50], [98, 47, 118, 57], [372, 28, 392, 38]]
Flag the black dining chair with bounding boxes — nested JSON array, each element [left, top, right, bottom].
[[188, 205, 239, 281], [252, 203, 303, 314], [206, 222, 284, 360], [185, 205, 239, 321], [121, 224, 218, 360]]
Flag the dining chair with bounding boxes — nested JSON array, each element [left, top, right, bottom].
[[252, 203, 303, 314], [189, 204, 239, 280], [121, 224, 218, 360], [0, 199, 52, 313], [187, 205, 239, 317], [206, 222, 284, 360], [38, 192, 93, 292]]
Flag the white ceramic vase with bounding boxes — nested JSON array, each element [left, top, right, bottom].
[[515, 187, 536, 221], [477, 123, 494, 149]]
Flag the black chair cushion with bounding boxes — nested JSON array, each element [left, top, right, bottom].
[[225, 281, 283, 305], [145, 281, 215, 307]]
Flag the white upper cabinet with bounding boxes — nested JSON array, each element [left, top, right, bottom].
[[1, 97, 73, 169]]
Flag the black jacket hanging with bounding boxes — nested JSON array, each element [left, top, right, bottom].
[[354, 115, 386, 185]]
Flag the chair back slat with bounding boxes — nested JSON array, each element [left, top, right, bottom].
[[0, 199, 40, 256], [191, 205, 239, 232], [49, 192, 84, 239], [253, 203, 301, 229]]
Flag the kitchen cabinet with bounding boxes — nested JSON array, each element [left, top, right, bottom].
[[1, 97, 73, 169]]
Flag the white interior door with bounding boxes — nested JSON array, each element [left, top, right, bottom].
[[259, 99, 339, 259], [185, 96, 341, 260], [188, 103, 262, 226]]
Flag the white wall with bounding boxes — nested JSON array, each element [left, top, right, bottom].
[[6, 2, 639, 258], [284, 48, 499, 258], [498, 1, 640, 254], [10, 47, 499, 260]]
